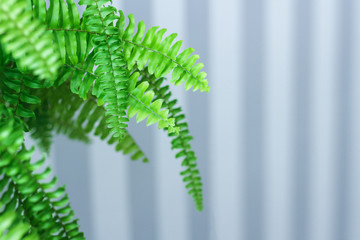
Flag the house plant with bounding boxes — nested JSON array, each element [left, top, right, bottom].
[[0, 0, 209, 238]]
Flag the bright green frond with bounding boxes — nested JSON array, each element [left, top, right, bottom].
[[37, 0, 93, 66], [0, 0, 61, 82], [0, 202, 40, 240], [137, 68, 203, 210], [128, 72, 179, 134], [55, 52, 96, 100], [118, 11, 210, 93]]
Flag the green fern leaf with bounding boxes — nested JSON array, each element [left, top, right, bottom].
[[117, 11, 210, 93], [0, 203, 40, 240], [128, 72, 179, 134], [1, 67, 43, 120], [137, 68, 204, 210], [0, 43, 10, 68], [30, 101, 53, 153], [80, 0, 130, 139], [41, 0, 92, 66], [0, 0, 61, 82], [0, 104, 84, 239]]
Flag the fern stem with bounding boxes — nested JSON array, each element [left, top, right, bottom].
[[12, 181, 37, 231], [63, 64, 96, 78], [12, 74, 24, 117]]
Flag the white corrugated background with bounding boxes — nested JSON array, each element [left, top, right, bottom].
[[44, 0, 360, 239]]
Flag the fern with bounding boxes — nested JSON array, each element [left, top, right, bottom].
[[0, 105, 84, 239], [0, 0, 61, 82], [35, 82, 149, 162], [0, 67, 42, 120], [137, 68, 203, 210], [128, 72, 179, 134], [1, 0, 210, 237], [79, 0, 130, 139], [0, 202, 40, 240], [30, 101, 53, 153], [118, 11, 210, 93]]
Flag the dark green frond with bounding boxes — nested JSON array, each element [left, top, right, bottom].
[[0, 108, 84, 239], [51, 82, 149, 162], [80, 0, 130, 139], [43, 84, 90, 143], [0, 67, 42, 120], [30, 101, 53, 153], [0, 43, 10, 68]]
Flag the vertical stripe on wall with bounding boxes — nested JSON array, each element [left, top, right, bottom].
[[151, 1, 189, 240], [243, 0, 265, 239], [293, 0, 312, 239], [349, 1, 360, 239], [123, 1, 158, 240], [209, 0, 242, 240], [309, 0, 339, 239], [89, 137, 131, 240], [51, 2, 93, 239], [264, 1, 294, 240], [54, 136, 93, 239], [336, 0, 352, 239], [185, 1, 211, 239]]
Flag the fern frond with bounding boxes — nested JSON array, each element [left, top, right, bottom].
[[0, 175, 40, 238], [137, 69, 203, 210], [49, 82, 149, 162], [79, 0, 130, 139], [60, 52, 97, 100], [0, 67, 42, 119], [128, 72, 179, 134], [0, 108, 84, 239], [0, 105, 24, 154], [0, 0, 61, 82], [0, 201, 39, 240], [117, 11, 210, 93], [1, 148, 85, 239], [0, 43, 10, 68], [93, 117, 149, 162], [30, 101, 53, 153], [29, 0, 92, 67], [43, 84, 90, 143]]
